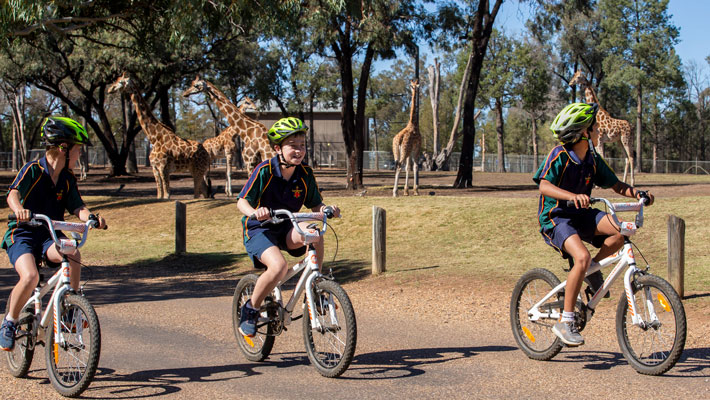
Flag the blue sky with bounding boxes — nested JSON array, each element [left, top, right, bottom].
[[495, 0, 709, 69]]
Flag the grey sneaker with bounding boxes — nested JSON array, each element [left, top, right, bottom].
[[552, 321, 584, 346]]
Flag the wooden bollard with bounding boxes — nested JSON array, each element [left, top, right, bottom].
[[372, 206, 386, 274], [176, 201, 186, 255], [667, 215, 685, 298]]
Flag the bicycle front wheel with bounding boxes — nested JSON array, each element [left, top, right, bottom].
[[45, 293, 101, 398], [302, 279, 357, 378], [4, 294, 34, 378], [232, 274, 275, 362], [510, 268, 564, 361], [616, 274, 686, 375]]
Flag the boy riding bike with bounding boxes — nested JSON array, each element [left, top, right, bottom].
[[236, 117, 340, 337], [533, 103, 653, 347], [0, 117, 107, 351]]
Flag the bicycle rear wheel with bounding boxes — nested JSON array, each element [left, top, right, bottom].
[[232, 274, 275, 362], [4, 294, 35, 378], [45, 293, 101, 398], [302, 279, 357, 378], [616, 274, 686, 375], [510, 268, 564, 361]]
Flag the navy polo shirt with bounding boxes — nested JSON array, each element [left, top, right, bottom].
[[238, 156, 323, 240], [533, 144, 618, 231], [2, 157, 85, 249]]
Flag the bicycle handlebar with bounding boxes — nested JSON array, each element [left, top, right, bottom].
[[257, 206, 338, 239], [8, 212, 101, 250], [563, 190, 649, 234]]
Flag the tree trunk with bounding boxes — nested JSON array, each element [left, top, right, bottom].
[[531, 117, 539, 166], [453, 0, 503, 188], [428, 58, 441, 170], [635, 85, 642, 172], [435, 51, 473, 171], [494, 97, 506, 173]]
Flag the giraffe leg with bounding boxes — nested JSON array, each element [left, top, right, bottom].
[[162, 166, 171, 199], [393, 161, 401, 197], [225, 151, 232, 197], [413, 157, 420, 196], [152, 165, 165, 199], [403, 157, 411, 196]]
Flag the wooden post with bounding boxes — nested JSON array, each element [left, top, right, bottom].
[[176, 201, 186, 255], [372, 206, 386, 274], [667, 215, 685, 298]]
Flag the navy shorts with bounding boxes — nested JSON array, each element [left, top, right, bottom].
[[541, 208, 608, 257], [5, 228, 63, 267], [244, 222, 307, 269]]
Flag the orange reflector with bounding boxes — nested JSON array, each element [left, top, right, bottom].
[[658, 294, 671, 312], [243, 335, 255, 348], [522, 327, 535, 343], [53, 343, 59, 364]]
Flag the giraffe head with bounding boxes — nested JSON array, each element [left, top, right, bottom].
[[182, 75, 209, 98], [410, 79, 419, 91], [239, 96, 257, 113], [569, 70, 589, 88], [108, 72, 138, 94]]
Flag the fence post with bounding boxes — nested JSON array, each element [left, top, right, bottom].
[[176, 201, 186, 255], [372, 206, 386, 274], [667, 215, 685, 298]]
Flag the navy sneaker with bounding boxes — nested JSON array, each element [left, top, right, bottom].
[[0, 318, 17, 351], [239, 300, 259, 337]]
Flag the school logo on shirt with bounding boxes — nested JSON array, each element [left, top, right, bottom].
[[56, 191, 63, 201], [584, 174, 592, 186], [292, 187, 302, 198]]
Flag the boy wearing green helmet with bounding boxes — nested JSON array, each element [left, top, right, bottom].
[[236, 117, 340, 337], [532, 103, 654, 346], [0, 117, 107, 351]]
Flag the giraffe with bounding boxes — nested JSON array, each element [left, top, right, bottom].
[[182, 76, 274, 175], [108, 72, 210, 199], [569, 70, 635, 185], [238, 96, 257, 115], [392, 79, 421, 197]]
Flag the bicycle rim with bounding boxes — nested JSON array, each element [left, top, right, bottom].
[[232, 274, 274, 362], [510, 268, 564, 361], [45, 294, 101, 397], [616, 274, 686, 375], [302, 280, 357, 378]]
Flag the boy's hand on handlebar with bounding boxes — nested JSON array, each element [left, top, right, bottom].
[[636, 190, 654, 206], [252, 207, 271, 221], [322, 205, 341, 218], [12, 208, 31, 222], [570, 194, 590, 209]]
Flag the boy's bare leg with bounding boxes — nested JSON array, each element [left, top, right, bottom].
[[561, 234, 591, 312], [7, 254, 39, 321], [46, 246, 82, 291], [251, 247, 288, 308], [593, 215, 625, 262]]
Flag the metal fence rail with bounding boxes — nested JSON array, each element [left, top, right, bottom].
[[1, 149, 708, 175]]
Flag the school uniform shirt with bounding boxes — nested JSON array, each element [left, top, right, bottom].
[[2, 157, 85, 249], [238, 156, 323, 241], [533, 144, 618, 232]]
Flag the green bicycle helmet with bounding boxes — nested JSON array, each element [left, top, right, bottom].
[[41, 116, 92, 146], [550, 103, 598, 144], [267, 117, 308, 146]]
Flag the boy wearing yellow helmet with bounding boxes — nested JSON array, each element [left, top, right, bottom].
[[0, 117, 107, 351], [236, 117, 340, 337], [533, 103, 653, 346]]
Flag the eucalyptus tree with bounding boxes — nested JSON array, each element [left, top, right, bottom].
[[598, 0, 682, 171]]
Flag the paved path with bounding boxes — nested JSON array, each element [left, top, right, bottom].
[[1, 268, 708, 399]]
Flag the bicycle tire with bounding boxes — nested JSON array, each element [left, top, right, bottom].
[[232, 274, 275, 362], [4, 294, 34, 378], [45, 293, 101, 398], [510, 268, 564, 361], [302, 279, 357, 378], [616, 273, 686, 375]]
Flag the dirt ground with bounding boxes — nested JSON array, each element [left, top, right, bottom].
[[4, 165, 707, 200]]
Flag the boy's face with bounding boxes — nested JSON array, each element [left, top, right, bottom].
[[276, 134, 306, 166], [584, 122, 599, 143], [66, 143, 82, 168]]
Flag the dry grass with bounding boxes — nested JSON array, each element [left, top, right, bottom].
[[2, 193, 706, 300]]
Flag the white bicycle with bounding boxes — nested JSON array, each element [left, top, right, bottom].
[[232, 207, 357, 378], [4, 213, 102, 397], [510, 194, 686, 375]]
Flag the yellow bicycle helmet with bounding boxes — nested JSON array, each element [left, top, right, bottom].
[[550, 103, 598, 144]]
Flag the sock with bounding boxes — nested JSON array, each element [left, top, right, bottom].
[[590, 260, 601, 269], [246, 300, 259, 311], [4, 316, 16, 323], [561, 311, 575, 323]]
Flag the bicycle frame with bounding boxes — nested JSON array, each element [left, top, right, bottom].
[[13, 214, 96, 349], [527, 197, 659, 329], [263, 209, 336, 332]]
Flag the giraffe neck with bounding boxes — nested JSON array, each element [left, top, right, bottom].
[[583, 86, 598, 104], [204, 81, 242, 127], [408, 87, 417, 128], [128, 91, 171, 143]]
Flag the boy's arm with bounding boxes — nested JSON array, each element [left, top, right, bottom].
[[7, 189, 30, 221], [237, 197, 270, 221], [539, 180, 591, 209], [611, 181, 654, 205]]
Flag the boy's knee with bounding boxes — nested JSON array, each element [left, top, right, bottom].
[[573, 252, 591, 270], [19, 270, 39, 287]]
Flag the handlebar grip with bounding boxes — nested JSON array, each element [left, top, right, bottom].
[[323, 206, 335, 218], [637, 190, 650, 204], [565, 201, 576, 208], [8, 212, 34, 221]]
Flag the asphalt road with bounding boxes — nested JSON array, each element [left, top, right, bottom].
[[1, 267, 708, 399]]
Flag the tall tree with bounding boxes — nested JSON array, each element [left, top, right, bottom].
[[599, 0, 682, 171]]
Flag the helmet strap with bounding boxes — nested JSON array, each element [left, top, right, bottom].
[[278, 153, 297, 169]]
